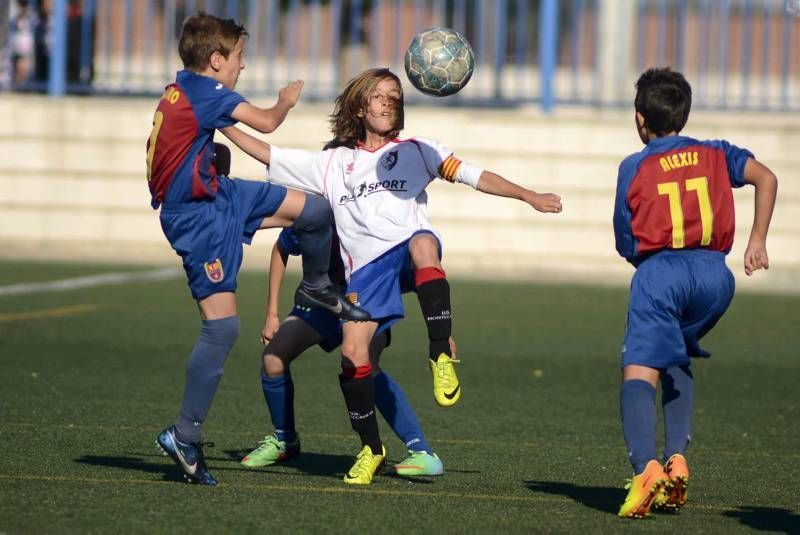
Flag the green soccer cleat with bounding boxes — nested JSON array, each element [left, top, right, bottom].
[[343, 445, 386, 485], [241, 434, 300, 468], [430, 352, 461, 407], [393, 450, 444, 476]]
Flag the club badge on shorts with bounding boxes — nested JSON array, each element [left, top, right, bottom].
[[204, 259, 224, 283], [346, 292, 359, 305]]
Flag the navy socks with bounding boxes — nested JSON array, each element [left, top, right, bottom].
[[261, 372, 296, 442], [175, 316, 240, 443], [620, 379, 657, 474], [661, 365, 694, 460], [374, 371, 432, 453]]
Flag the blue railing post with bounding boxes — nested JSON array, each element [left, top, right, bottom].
[[48, 0, 67, 97], [539, 0, 558, 113]]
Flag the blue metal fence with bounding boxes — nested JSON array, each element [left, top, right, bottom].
[[4, 0, 799, 111]]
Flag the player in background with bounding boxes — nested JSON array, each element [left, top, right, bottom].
[[241, 227, 448, 476], [613, 68, 777, 518], [147, 14, 368, 486], [222, 67, 562, 484]]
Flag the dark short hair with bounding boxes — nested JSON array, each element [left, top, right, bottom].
[[634, 68, 692, 136], [178, 13, 248, 71]]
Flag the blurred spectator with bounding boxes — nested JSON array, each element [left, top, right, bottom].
[[9, 0, 37, 88], [33, 0, 94, 90], [33, 0, 52, 84]]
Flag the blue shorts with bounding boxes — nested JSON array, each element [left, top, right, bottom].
[[159, 177, 287, 300], [622, 249, 735, 369], [289, 305, 342, 353], [288, 306, 393, 353], [346, 231, 437, 336]]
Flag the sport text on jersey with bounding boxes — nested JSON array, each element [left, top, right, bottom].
[[338, 179, 409, 205]]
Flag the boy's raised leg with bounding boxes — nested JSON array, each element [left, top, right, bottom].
[[260, 190, 370, 321], [409, 234, 461, 408]]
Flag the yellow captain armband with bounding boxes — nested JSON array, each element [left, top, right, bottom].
[[438, 155, 462, 183]]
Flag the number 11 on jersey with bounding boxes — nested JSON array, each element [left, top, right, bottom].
[[657, 176, 714, 249]]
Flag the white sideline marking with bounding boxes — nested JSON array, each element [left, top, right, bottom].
[[0, 268, 181, 297]]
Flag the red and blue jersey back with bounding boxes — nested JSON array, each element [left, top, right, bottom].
[[613, 136, 752, 265], [145, 70, 245, 208]]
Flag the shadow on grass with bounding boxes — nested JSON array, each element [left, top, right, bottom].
[[74, 454, 185, 483], [223, 448, 353, 479], [223, 448, 460, 483], [722, 506, 800, 533], [525, 480, 624, 514]]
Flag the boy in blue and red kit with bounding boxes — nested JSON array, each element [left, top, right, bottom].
[[614, 68, 777, 518], [146, 14, 368, 486]]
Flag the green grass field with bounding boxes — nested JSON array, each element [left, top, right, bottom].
[[1, 260, 798, 533]]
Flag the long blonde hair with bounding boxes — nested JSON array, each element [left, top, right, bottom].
[[324, 68, 404, 150]]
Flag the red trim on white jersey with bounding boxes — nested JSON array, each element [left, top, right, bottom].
[[355, 138, 401, 153]]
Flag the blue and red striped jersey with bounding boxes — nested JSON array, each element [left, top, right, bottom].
[[613, 135, 753, 266], [146, 70, 246, 208]]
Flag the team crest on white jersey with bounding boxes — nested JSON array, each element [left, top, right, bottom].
[[204, 259, 224, 283], [380, 150, 399, 171]]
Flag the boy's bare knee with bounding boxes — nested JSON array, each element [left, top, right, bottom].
[[409, 233, 440, 267], [340, 343, 369, 367], [263, 353, 287, 377]]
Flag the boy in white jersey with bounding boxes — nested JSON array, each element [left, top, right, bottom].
[[223, 68, 562, 485]]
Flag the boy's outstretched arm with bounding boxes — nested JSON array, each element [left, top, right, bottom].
[[262, 241, 290, 344], [475, 170, 562, 213], [232, 80, 304, 133], [742, 158, 777, 276], [221, 125, 271, 165]]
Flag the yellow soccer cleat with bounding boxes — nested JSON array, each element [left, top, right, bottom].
[[430, 353, 461, 407], [618, 459, 671, 519], [343, 445, 386, 485], [657, 453, 690, 511]]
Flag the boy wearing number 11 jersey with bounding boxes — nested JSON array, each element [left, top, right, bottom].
[[613, 68, 777, 518]]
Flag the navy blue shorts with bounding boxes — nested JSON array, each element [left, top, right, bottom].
[[622, 249, 735, 369], [159, 177, 287, 300], [346, 231, 437, 337], [287, 306, 393, 353], [289, 304, 342, 353]]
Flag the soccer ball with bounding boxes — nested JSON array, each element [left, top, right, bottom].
[[404, 27, 475, 97]]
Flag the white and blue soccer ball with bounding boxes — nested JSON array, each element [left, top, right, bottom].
[[404, 27, 475, 97]]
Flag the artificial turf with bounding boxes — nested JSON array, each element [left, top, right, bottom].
[[1, 260, 798, 533]]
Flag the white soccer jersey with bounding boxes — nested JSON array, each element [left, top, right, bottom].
[[269, 137, 478, 279]]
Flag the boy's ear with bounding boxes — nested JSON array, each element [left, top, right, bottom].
[[635, 112, 646, 130], [209, 50, 223, 72]]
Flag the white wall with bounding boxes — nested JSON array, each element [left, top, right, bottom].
[[0, 94, 797, 293]]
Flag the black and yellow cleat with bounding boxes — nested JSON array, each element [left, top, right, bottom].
[[430, 352, 461, 407]]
